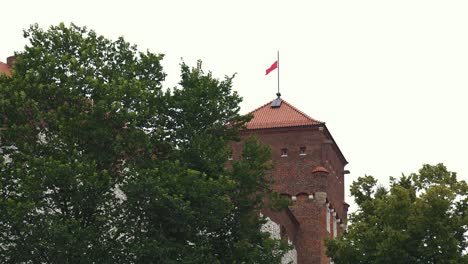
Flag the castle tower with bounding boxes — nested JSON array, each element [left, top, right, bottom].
[[231, 96, 349, 264]]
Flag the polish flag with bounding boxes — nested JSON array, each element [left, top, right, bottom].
[[265, 61, 278, 75]]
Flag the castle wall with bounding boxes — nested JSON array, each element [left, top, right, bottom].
[[231, 125, 347, 263]]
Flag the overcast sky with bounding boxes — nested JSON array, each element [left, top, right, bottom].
[[2, 0, 468, 211]]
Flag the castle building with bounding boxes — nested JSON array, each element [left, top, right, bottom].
[[0, 56, 348, 263], [231, 96, 349, 264]]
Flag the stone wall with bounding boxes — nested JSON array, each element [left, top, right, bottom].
[[261, 216, 298, 264]]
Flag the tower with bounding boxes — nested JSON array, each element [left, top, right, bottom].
[[231, 96, 349, 264]]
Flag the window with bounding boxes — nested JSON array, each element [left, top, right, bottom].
[[281, 148, 288, 157], [228, 154, 233, 160], [326, 207, 331, 233], [333, 217, 337, 237], [299, 146, 306, 155]]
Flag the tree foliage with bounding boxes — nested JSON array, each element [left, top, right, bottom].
[[0, 23, 288, 263], [326, 164, 468, 264]]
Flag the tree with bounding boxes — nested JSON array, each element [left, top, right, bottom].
[[326, 164, 468, 264], [0, 23, 288, 263]]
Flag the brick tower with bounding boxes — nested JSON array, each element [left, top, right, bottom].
[[231, 96, 349, 264]]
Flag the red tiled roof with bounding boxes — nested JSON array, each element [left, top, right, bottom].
[[0, 62, 11, 76], [311, 166, 330, 174], [245, 98, 324, 130]]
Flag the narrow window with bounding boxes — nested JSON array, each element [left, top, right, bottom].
[[333, 217, 337, 237], [299, 146, 306, 155], [281, 148, 288, 157], [228, 149, 233, 160], [326, 207, 331, 233]]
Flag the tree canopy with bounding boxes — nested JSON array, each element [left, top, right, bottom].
[[326, 163, 468, 264], [0, 23, 289, 263]]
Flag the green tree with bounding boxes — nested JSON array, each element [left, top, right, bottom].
[[326, 164, 468, 264], [0, 23, 288, 263]]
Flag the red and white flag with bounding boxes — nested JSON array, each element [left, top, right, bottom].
[[265, 61, 278, 75]]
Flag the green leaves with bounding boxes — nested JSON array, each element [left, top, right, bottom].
[[350, 175, 377, 206], [1, 23, 287, 263], [326, 163, 468, 264]]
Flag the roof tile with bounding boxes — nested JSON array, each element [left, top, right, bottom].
[[311, 166, 330, 174], [245, 98, 323, 130]]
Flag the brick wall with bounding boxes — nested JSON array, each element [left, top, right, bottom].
[[231, 125, 347, 264]]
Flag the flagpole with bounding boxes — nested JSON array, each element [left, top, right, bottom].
[[277, 50, 280, 97]]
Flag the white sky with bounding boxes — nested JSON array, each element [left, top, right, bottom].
[[2, 0, 468, 211]]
